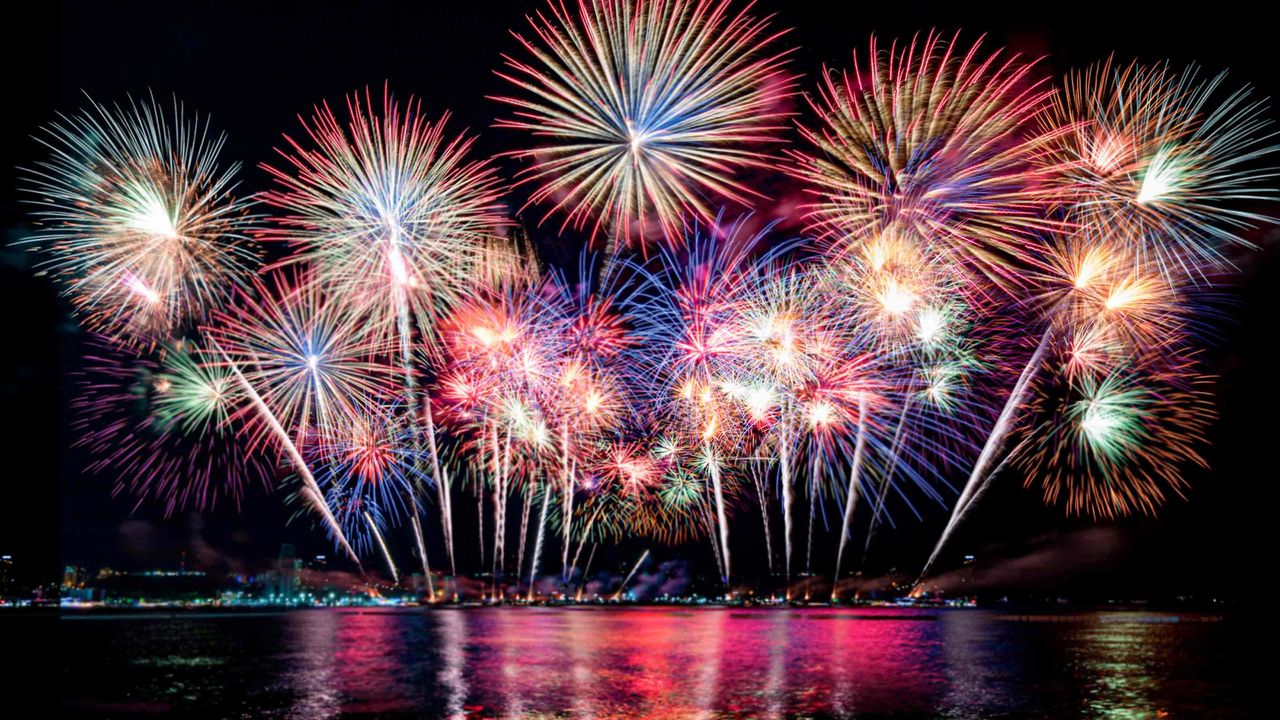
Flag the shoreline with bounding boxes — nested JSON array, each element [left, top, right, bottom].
[[18, 602, 1234, 618]]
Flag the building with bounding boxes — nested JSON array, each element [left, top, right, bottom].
[[0, 555, 14, 598], [270, 544, 302, 599]]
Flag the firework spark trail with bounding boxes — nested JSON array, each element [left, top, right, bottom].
[[315, 411, 430, 577], [579, 544, 599, 598], [366, 511, 399, 584], [476, 480, 486, 568], [919, 325, 1054, 580], [410, 513, 435, 598], [750, 457, 774, 574], [700, 490, 727, 582], [527, 485, 553, 600], [779, 431, 795, 588], [568, 506, 604, 585], [426, 401, 456, 576], [492, 425, 512, 589], [805, 450, 820, 576], [862, 396, 914, 562], [623, 216, 796, 586], [394, 295, 457, 581], [390, 277, 436, 574], [549, 407, 575, 586], [211, 340, 361, 567], [433, 270, 563, 595], [497, 427, 514, 582], [705, 442, 732, 585], [406, 503, 431, 583], [410, 312, 456, 578], [516, 486, 534, 583], [832, 397, 869, 597], [912, 451, 1025, 597], [560, 427, 575, 584], [391, 283, 440, 589], [612, 550, 651, 601]]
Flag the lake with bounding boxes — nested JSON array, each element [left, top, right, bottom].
[[52, 607, 1245, 717]]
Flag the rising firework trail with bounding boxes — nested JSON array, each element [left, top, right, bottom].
[[918, 324, 1054, 581], [366, 511, 399, 585], [612, 549, 650, 601], [832, 398, 868, 597], [211, 339, 361, 567], [410, 513, 435, 598], [527, 485, 553, 600]]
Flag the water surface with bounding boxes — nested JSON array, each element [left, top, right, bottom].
[[55, 607, 1242, 718]]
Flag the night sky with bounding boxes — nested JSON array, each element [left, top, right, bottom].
[[3, 0, 1277, 599]]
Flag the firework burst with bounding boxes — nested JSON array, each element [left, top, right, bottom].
[[316, 410, 427, 554], [1013, 358, 1214, 518], [1037, 58, 1278, 280], [205, 271, 397, 452], [73, 337, 269, 515], [20, 94, 260, 345], [790, 32, 1058, 288], [495, 0, 795, 249], [263, 87, 508, 341]]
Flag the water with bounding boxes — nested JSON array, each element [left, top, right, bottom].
[[53, 607, 1244, 718]]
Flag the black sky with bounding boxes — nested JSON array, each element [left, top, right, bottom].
[[2, 0, 1277, 597]]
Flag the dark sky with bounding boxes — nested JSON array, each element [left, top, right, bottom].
[[2, 0, 1276, 598]]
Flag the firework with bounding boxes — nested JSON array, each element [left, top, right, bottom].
[[17, 26, 1277, 598], [612, 549, 651, 600], [732, 260, 862, 589], [73, 337, 269, 515], [208, 335, 364, 566], [495, 0, 795, 249], [316, 411, 427, 552], [1013, 356, 1214, 518], [20, 94, 260, 345], [1037, 59, 1278, 280], [528, 254, 643, 586], [861, 348, 990, 561], [807, 253, 983, 585], [625, 215, 790, 583], [790, 32, 1057, 288], [263, 87, 510, 575], [206, 271, 397, 452], [263, 87, 507, 341], [917, 234, 1204, 580], [653, 459, 711, 543], [434, 270, 558, 586]]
